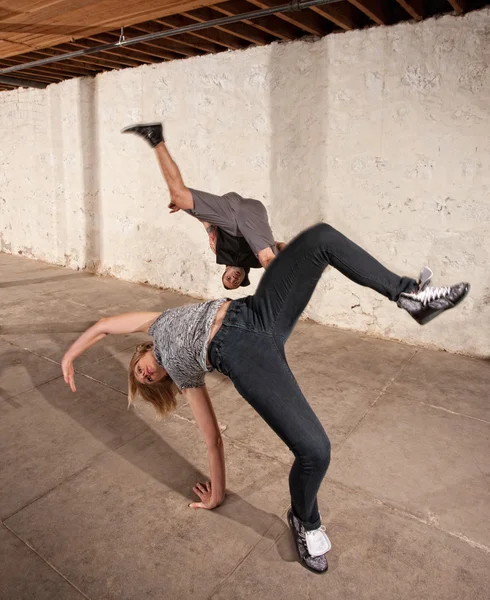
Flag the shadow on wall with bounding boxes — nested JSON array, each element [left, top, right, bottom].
[[49, 85, 67, 264], [268, 38, 327, 243], [79, 77, 101, 272]]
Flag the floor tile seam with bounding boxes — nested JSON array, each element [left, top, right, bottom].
[[206, 513, 288, 600], [1, 522, 93, 600], [2, 428, 151, 524], [73, 371, 129, 397], [1, 374, 65, 405], [334, 349, 419, 454], [327, 477, 490, 555], [1, 333, 138, 370], [2, 456, 107, 524], [172, 411, 292, 468], [421, 402, 490, 425]]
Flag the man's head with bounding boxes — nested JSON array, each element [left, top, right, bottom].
[[222, 266, 248, 290]]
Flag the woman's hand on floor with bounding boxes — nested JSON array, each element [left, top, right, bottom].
[[189, 481, 223, 510], [61, 356, 77, 392]]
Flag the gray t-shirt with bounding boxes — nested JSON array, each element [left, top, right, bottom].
[[148, 299, 227, 390], [186, 188, 276, 256]]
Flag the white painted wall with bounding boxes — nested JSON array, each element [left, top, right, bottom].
[[1, 9, 489, 356]]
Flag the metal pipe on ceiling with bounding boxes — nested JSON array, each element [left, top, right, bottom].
[[0, 0, 341, 76], [0, 75, 48, 88]]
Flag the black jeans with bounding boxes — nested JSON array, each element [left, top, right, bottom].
[[208, 223, 416, 530]]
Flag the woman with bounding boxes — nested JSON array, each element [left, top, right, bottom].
[[62, 223, 469, 574]]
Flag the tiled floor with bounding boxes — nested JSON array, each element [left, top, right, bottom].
[[1, 253, 488, 600]]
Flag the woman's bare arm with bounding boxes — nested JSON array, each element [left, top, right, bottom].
[[62, 312, 160, 392], [183, 386, 226, 509]]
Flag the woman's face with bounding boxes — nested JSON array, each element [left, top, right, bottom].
[[134, 350, 166, 385]]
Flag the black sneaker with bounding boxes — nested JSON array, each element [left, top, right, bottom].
[[121, 123, 164, 148], [287, 508, 330, 574], [398, 280, 470, 325]]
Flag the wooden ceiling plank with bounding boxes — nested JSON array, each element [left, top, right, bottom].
[[446, 0, 467, 13], [0, 0, 225, 58], [311, 2, 360, 30], [246, 0, 328, 36], [347, 0, 391, 25], [212, 1, 299, 40], [394, 0, 424, 20], [182, 7, 273, 45], [154, 16, 247, 50], [131, 21, 221, 54]]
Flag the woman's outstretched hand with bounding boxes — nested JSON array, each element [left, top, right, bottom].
[[190, 481, 222, 510], [61, 356, 77, 392]]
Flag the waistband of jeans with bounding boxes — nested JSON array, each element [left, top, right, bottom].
[[208, 299, 241, 355]]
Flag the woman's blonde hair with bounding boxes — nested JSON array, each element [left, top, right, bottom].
[[128, 342, 179, 418]]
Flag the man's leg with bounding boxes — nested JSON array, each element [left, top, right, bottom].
[[121, 123, 193, 211], [153, 142, 194, 211]]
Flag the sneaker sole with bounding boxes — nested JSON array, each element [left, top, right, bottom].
[[287, 510, 328, 575], [417, 283, 471, 325], [121, 122, 161, 133]]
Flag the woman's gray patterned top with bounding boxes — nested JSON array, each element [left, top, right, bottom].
[[148, 299, 227, 390]]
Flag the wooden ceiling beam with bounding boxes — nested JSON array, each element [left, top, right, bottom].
[[116, 25, 203, 57], [246, 0, 329, 36], [26, 49, 102, 73], [87, 32, 182, 61], [347, 0, 391, 25], [154, 16, 247, 50], [51, 43, 139, 70], [182, 7, 274, 45], [131, 21, 222, 54], [311, 2, 360, 31], [211, 1, 299, 41], [395, 0, 424, 20], [446, 0, 467, 13], [32, 46, 119, 71], [66, 39, 156, 68], [6, 52, 100, 77], [0, 62, 62, 83]]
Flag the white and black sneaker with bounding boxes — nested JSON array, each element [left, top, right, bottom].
[[121, 122, 164, 148], [397, 266, 470, 325], [287, 508, 331, 574]]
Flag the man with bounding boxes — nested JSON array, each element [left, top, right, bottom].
[[122, 123, 285, 290]]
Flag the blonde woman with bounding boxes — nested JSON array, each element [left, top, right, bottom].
[[62, 223, 469, 574]]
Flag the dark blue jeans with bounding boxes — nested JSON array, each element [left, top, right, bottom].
[[208, 223, 416, 530]]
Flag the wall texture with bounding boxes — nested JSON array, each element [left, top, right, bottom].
[[1, 9, 489, 356]]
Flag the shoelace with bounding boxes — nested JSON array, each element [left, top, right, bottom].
[[305, 525, 327, 540], [412, 286, 451, 306]]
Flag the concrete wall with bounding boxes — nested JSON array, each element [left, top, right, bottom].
[[1, 9, 489, 357]]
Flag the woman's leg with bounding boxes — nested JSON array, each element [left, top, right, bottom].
[[213, 329, 330, 530], [251, 223, 417, 340]]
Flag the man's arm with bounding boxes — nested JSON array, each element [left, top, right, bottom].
[[201, 220, 218, 255]]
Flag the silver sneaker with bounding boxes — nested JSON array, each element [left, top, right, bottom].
[[398, 268, 470, 325], [287, 508, 330, 574]]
